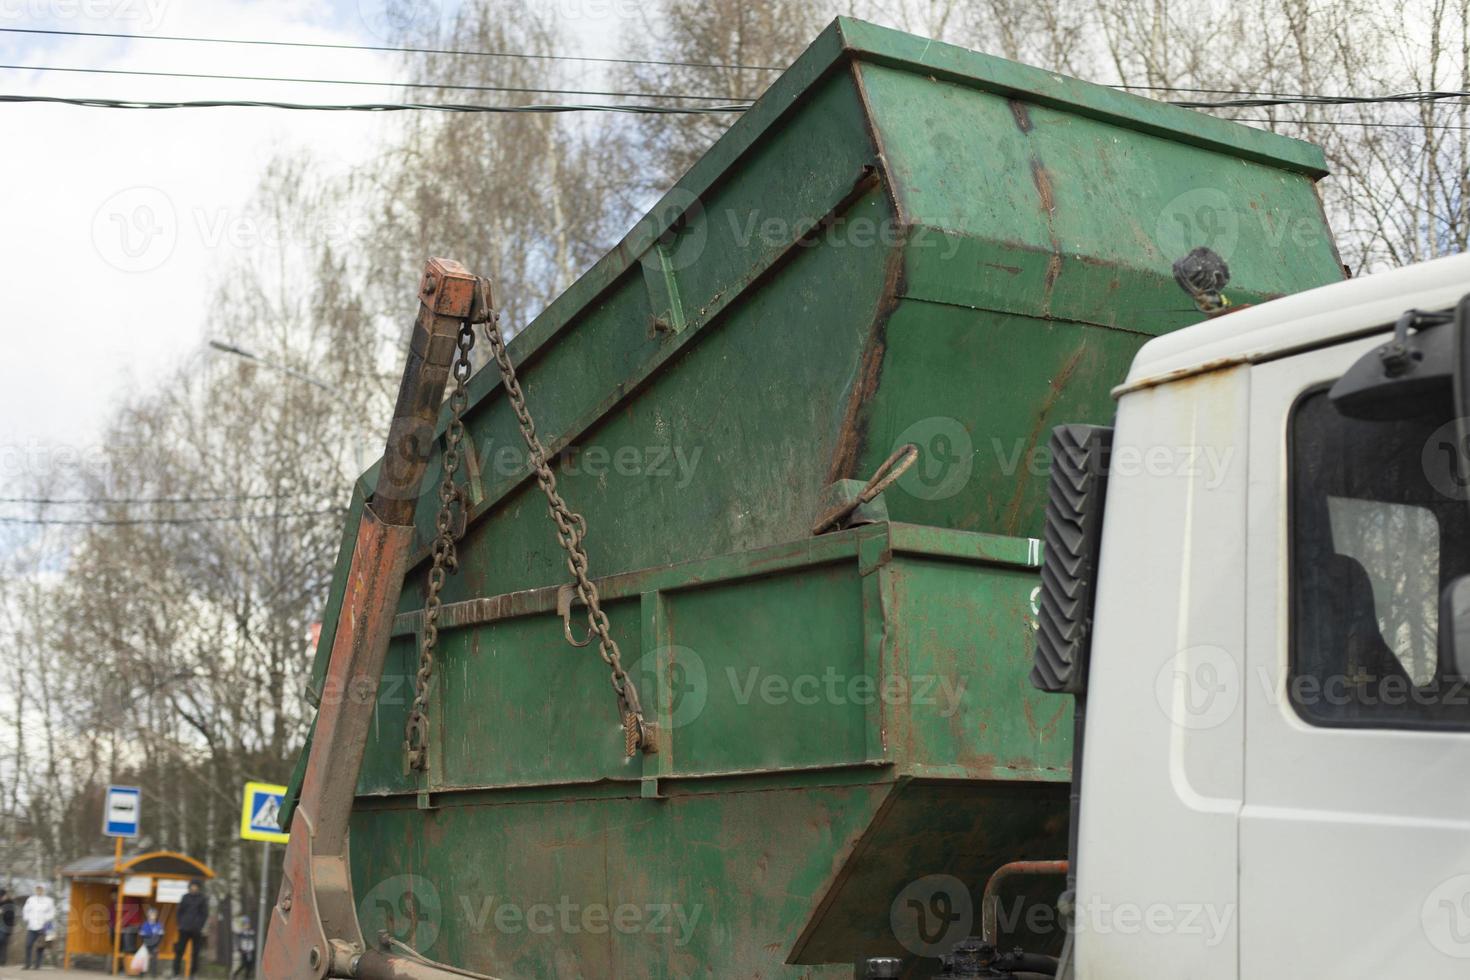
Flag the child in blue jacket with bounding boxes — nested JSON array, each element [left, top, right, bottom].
[[138, 907, 164, 977]]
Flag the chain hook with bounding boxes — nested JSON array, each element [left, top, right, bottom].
[[556, 584, 594, 648], [403, 714, 430, 775]]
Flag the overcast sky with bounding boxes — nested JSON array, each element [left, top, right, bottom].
[[0, 0, 639, 496]]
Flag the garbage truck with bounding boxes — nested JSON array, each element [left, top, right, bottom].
[[260, 15, 1470, 980]]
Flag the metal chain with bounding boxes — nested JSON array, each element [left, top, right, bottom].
[[475, 287, 652, 756], [403, 322, 476, 773]]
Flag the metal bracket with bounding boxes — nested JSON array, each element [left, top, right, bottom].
[[810, 443, 919, 535], [810, 479, 890, 534], [557, 583, 593, 648], [374, 258, 482, 527], [261, 259, 499, 980]]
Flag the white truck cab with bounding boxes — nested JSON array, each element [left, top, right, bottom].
[[1034, 252, 1470, 979]]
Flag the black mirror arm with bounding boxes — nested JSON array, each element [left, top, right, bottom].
[[1440, 296, 1470, 679], [1454, 296, 1470, 507]]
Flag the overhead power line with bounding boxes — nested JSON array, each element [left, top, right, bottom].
[[12, 55, 1470, 109], [9, 93, 1470, 128], [7, 26, 1470, 108], [0, 508, 346, 526], [0, 93, 750, 114], [3, 74, 1468, 121], [0, 26, 788, 73], [1108, 82, 1467, 100], [1233, 116, 1470, 131], [1174, 90, 1470, 109], [0, 62, 748, 102]]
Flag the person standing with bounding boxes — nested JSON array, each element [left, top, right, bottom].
[[119, 895, 143, 956], [0, 888, 15, 965], [172, 880, 208, 978], [231, 917, 255, 979], [21, 884, 55, 970], [138, 907, 165, 978]]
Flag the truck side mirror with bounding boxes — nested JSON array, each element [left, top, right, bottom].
[[1441, 576, 1470, 679], [1334, 295, 1470, 681], [1329, 308, 1455, 420]]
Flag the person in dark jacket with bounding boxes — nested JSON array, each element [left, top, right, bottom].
[[0, 888, 14, 966], [172, 880, 208, 978]]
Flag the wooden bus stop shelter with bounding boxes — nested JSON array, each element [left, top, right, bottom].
[[59, 850, 215, 974]]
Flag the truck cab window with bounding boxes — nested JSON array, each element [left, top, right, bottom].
[[1290, 388, 1470, 728], [1325, 496, 1440, 686]]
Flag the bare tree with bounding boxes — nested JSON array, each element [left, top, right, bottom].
[[617, 0, 840, 193], [357, 0, 629, 334]]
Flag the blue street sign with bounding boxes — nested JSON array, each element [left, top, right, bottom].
[[104, 785, 141, 838]]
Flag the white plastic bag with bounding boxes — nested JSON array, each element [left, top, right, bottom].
[[128, 944, 150, 975]]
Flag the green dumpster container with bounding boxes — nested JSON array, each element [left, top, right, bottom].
[[292, 16, 1343, 977]]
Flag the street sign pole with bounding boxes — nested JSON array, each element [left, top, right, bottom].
[[239, 781, 288, 980], [102, 785, 141, 977], [256, 840, 269, 980], [112, 854, 123, 976]]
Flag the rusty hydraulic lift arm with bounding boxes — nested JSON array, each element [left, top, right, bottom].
[[261, 259, 500, 980]]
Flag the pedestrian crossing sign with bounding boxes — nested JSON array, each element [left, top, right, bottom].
[[240, 781, 290, 843]]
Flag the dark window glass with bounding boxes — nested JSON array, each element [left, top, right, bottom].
[[1290, 387, 1470, 728]]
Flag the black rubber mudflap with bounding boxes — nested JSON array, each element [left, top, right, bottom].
[[1031, 424, 1113, 695]]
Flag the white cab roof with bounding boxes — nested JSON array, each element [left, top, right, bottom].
[[1118, 251, 1470, 394]]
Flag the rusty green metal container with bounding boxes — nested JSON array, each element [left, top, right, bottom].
[[290, 17, 1343, 977]]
